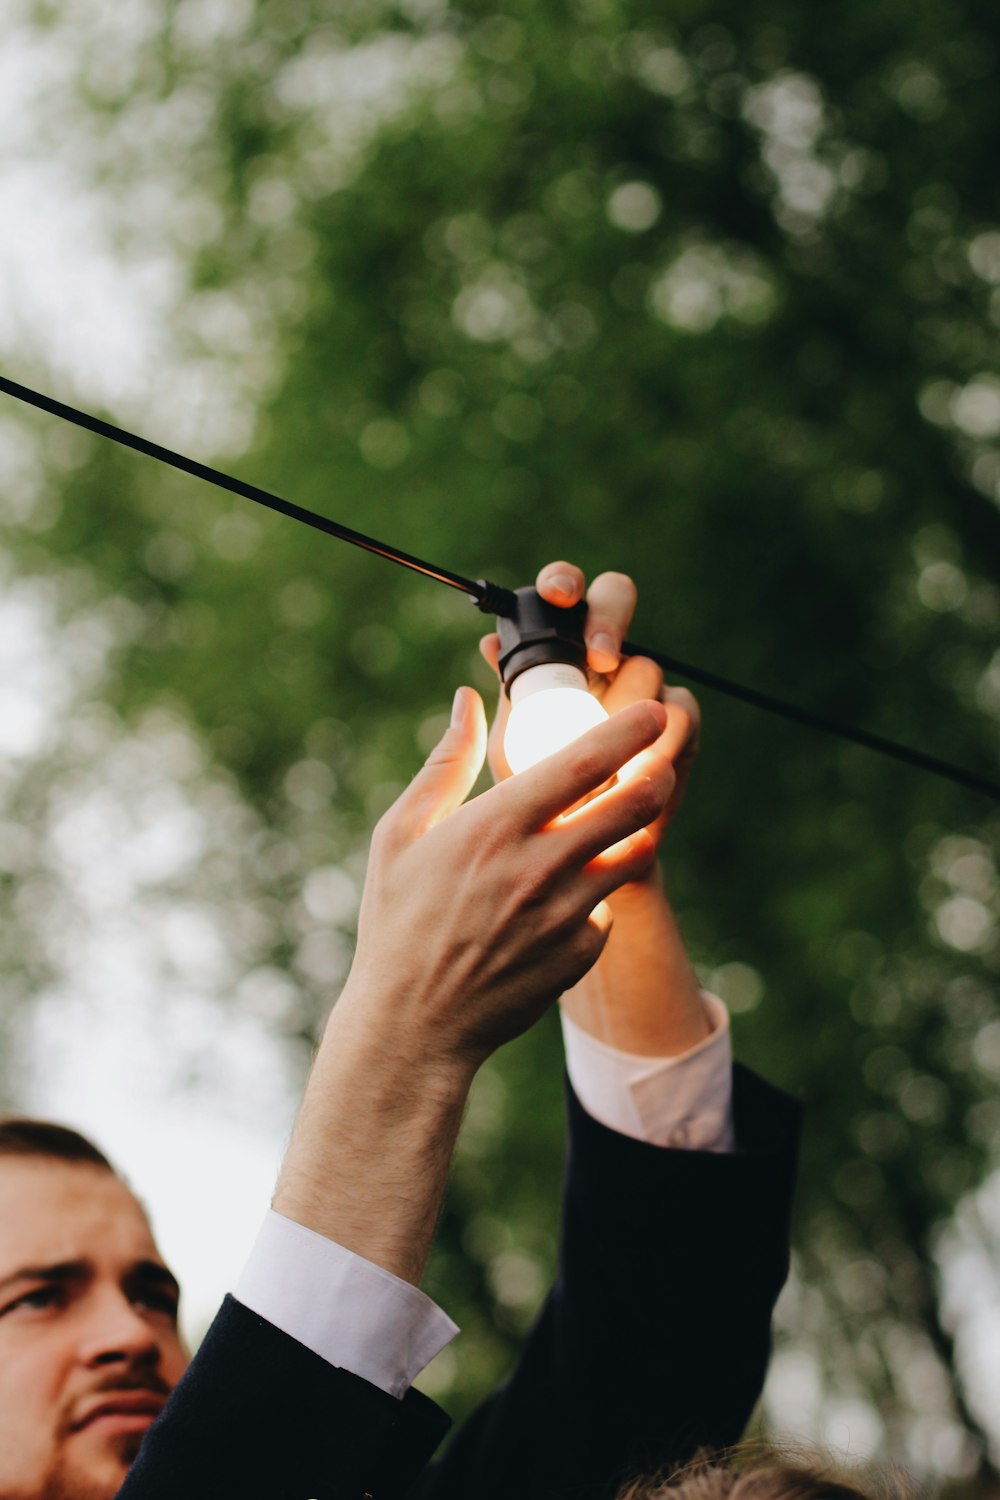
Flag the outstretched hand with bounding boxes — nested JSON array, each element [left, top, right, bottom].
[[479, 560, 700, 853], [345, 685, 674, 1072]]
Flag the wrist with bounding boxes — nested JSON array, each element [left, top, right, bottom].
[[332, 973, 481, 1102], [563, 863, 710, 1057]]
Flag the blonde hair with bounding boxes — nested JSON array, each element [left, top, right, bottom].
[[617, 1445, 918, 1500]]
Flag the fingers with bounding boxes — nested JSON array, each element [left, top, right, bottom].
[[536, 561, 638, 675], [588, 899, 613, 941], [585, 571, 638, 674], [661, 684, 700, 822], [506, 699, 666, 829], [603, 663, 700, 774], [492, 561, 646, 783], [479, 633, 512, 781], [662, 685, 701, 762], [580, 898, 614, 963], [536, 560, 585, 606], [384, 687, 488, 840], [601, 654, 663, 715], [543, 818, 664, 934], [557, 744, 675, 865], [479, 632, 501, 676], [580, 825, 660, 906]]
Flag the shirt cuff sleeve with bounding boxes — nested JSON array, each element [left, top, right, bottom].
[[561, 993, 736, 1152], [233, 1209, 459, 1399]]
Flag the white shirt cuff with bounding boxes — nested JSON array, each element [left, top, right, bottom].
[[561, 992, 736, 1152], [234, 1210, 459, 1399]]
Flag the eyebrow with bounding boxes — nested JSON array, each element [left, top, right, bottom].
[[0, 1258, 180, 1301]]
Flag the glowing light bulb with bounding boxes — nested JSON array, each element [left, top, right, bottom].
[[504, 662, 608, 774]]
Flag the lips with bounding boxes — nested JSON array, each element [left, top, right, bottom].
[[72, 1390, 167, 1432]]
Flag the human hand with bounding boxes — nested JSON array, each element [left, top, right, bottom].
[[480, 561, 701, 852], [340, 685, 674, 1077]]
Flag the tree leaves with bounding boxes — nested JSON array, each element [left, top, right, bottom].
[[3, 0, 999, 1476]]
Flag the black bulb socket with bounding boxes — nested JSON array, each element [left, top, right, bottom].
[[496, 588, 588, 698]]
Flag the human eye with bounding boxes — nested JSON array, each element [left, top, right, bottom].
[[1, 1285, 64, 1318], [133, 1288, 180, 1323]]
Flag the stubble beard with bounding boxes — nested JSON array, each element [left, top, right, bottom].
[[31, 1431, 143, 1500]]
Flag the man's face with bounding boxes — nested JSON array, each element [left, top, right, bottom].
[[0, 1158, 188, 1500]]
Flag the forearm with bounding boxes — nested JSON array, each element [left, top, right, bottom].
[[561, 868, 710, 1056], [272, 983, 474, 1286]]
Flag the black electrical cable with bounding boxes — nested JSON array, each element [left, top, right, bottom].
[[0, 375, 517, 617], [1, 373, 997, 801], [621, 640, 999, 800]]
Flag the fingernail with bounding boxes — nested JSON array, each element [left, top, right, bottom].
[[550, 573, 576, 598], [589, 631, 618, 662], [451, 689, 467, 728]]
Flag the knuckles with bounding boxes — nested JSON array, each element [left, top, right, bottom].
[[508, 857, 559, 916], [542, 889, 589, 941], [368, 810, 397, 856], [566, 746, 612, 791]]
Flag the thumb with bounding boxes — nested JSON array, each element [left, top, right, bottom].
[[395, 687, 488, 838]]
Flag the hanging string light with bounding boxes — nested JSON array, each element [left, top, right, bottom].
[[0, 373, 996, 801]]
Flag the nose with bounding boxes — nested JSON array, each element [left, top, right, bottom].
[[77, 1288, 164, 1371]]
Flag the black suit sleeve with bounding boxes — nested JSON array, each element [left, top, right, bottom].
[[116, 1065, 797, 1500], [408, 1064, 801, 1500], [116, 1295, 451, 1500]]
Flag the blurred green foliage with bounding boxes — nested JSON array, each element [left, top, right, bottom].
[[4, 0, 1000, 1478]]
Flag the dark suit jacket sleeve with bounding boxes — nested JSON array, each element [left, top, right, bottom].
[[116, 1064, 798, 1500], [115, 1294, 451, 1500], [408, 1063, 801, 1500]]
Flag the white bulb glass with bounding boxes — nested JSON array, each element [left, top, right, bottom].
[[503, 663, 608, 774]]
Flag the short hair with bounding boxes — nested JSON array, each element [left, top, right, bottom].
[[0, 1116, 117, 1173], [618, 1448, 917, 1500]]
